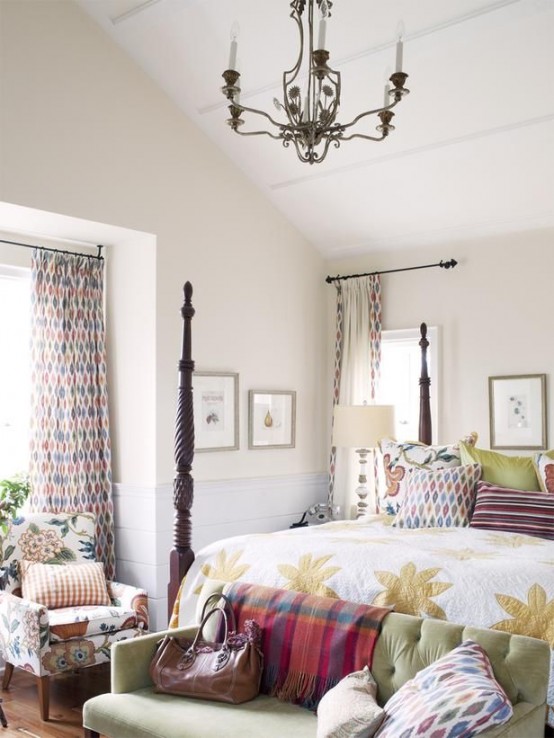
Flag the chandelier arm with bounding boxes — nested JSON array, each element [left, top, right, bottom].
[[340, 132, 386, 142], [236, 104, 287, 130], [233, 129, 284, 140], [338, 98, 401, 133]]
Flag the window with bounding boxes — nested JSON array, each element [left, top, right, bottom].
[[0, 266, 31, 479], [376, 327, 438, 443]]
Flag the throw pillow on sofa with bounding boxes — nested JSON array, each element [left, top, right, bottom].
[[317, 666, 385, 738], [374, 640, 512, 738]]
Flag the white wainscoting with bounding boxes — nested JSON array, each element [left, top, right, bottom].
[[113, 472, 327, 630]]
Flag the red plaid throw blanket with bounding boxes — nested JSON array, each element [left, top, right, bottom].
[[223, 582, 390, 709]]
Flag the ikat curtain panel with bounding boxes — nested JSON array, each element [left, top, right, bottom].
[[28, 250, 115, 578], [328, 276, 382, 508]]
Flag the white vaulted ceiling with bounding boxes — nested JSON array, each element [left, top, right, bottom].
[[77, 0, 554, 257]]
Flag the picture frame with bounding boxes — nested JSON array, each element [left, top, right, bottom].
[[248, 390, 296, 450], [488, 374, 547, 450], [193, 371, 239, 452]]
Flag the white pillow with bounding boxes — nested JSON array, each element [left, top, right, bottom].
[[317, 666, 385, 738]]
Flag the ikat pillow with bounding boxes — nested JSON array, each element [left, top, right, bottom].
[[377, 432, 478, 516], [374, 640, 513, 738], [317, 666, 385, 738], [393, 463, 481, 529]]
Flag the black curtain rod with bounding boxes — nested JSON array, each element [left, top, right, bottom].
[[325, 258, 457, 284], [0, 238, 104, 261]]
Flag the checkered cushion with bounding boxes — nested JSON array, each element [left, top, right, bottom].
[[393, 464, 482, 529], [375, 641, 513, 738], [20, 561, 111, 608]]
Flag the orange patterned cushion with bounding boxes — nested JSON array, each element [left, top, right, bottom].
[[20, 561, 111, 608]]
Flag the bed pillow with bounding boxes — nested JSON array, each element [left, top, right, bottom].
[[393, 464, 481, 529], [374, 641, 512, 738], [534, 450, 554, 493], [317, 666, 385, 738], [377, 432, 478, 515], [20, 561, 111, 609], [469, 481, 554, 540], [459, 442, 540, 492]]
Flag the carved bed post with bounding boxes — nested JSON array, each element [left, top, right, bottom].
[[167, 282, 196, 620], [419, 322, 432, 445]]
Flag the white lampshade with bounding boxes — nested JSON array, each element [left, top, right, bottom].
[[332, 404, 395, 449]]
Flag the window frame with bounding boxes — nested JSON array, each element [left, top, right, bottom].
[[379, 325, 439, 443]]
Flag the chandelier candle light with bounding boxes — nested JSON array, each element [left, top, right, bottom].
[[332, 404, 395, 519], [221, 1, 410, 164]]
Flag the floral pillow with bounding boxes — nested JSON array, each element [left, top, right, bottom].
[[377, 432, 478, 516], [393, 464, 481, 529], [375, 641, 513, 738], [534, 450, 554, 493]]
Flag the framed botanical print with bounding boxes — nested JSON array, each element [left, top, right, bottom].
[[193, 372, 239, 452], [248, 390, 296, 449], [488, 374, 547, 450]]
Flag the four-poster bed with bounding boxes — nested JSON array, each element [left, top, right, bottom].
[[166, 282, 435, 607], [167, 283, 554, 726]]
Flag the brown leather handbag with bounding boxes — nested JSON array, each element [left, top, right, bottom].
[[149, 593, 263, 704]]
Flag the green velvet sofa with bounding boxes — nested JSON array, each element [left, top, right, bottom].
[[83, 611, 549, 738]]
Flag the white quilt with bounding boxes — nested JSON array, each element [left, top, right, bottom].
[[173, 516, 554, 722]]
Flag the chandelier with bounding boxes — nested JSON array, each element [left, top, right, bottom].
[[221, 0, 410, 165]]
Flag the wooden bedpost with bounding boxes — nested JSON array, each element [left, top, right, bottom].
[[419, 322, 432, 445], [167, 282, 196, 620]]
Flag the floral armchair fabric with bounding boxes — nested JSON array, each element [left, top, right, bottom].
[[0, 512, 148, 720]]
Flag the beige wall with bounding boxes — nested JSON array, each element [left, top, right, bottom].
[[0, 0, 328, 623], [327, 230, 554, 450], [0, 0, 328, 487]]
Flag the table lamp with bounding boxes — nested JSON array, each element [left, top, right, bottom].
[[332, 404, 395, 518]]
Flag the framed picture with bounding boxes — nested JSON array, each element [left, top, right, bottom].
[[488, 374, 547, 450], [193, 372, 239, 452], [248, 390, 296, 449]]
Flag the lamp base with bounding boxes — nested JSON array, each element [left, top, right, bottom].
[[354, 447, 371, 519]]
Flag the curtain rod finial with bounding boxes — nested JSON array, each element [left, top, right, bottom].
[[440, 258, 457, 269]]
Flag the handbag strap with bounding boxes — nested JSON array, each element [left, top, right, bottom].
[[192, 595, 237, 651], [200, 592, 238, 634]]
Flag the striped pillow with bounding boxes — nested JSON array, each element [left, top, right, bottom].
[[20, 561, 111, 608], [469, 481, 554, 540]]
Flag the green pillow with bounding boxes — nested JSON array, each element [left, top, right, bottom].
[[459, 442, 540, 491]]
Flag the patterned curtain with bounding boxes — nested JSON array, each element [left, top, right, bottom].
[[29, 250, 115, 578], [328, 276, 382, 507]]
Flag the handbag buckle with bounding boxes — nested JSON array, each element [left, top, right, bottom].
[[213, 647, 230, 672], [178, 649, 196, 671]]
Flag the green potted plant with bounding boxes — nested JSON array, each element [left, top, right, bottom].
[[0, 474, 30, 536], [0, 474, 30, 587]]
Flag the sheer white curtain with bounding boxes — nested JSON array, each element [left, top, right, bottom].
[[328, 276, 382, 516]]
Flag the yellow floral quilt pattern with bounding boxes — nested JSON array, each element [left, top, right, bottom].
[[173, 516, 554, 723]]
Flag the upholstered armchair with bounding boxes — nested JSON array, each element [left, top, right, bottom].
[[0, 512, 148, 720]]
